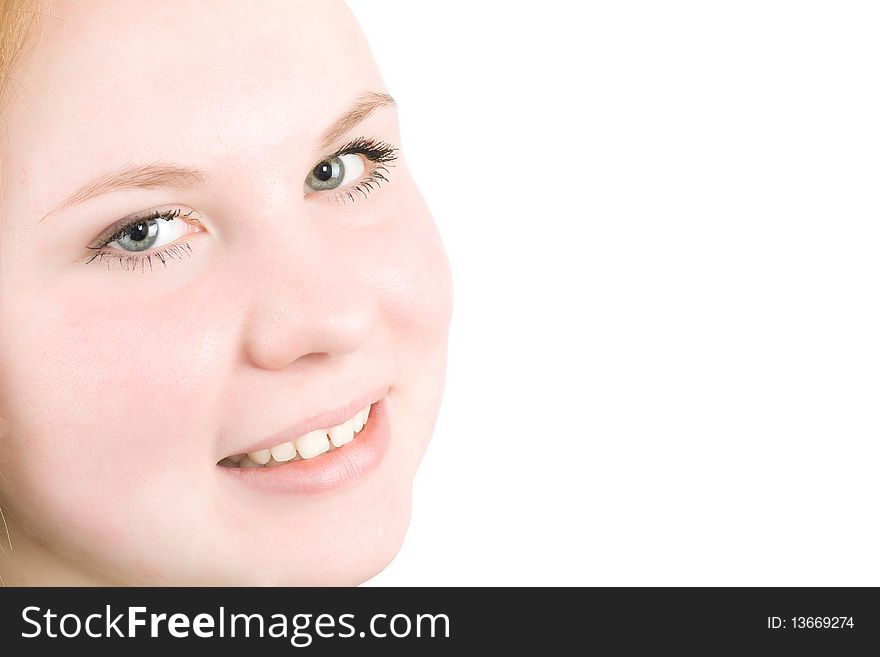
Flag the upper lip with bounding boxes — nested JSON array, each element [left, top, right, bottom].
[[222, 383, 390, 460]]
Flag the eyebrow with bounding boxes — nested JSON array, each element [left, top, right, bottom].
[[39, 90, 397, 223]]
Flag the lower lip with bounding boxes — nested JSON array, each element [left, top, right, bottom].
[[217, 397, 391, 496]]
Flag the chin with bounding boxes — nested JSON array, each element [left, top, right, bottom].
[[214, 495, 413, 588], [320, 502, 412, 587]]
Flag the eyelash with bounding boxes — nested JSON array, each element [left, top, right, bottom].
[[328, 136, 398, 205], [84, 137, 399, 272]]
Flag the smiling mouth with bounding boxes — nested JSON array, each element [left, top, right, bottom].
[[218, 403, 373, 469]]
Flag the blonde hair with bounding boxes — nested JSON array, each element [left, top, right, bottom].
[[0, 0, 42, 110], [0, 0, 42, 270], [0, 4, 41, 519]]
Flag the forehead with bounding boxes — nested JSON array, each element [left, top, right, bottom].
[[2, 0, 382, 220]]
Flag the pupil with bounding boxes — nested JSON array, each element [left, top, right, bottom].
[[130, 222, 150, 242], [314, 162, 333, 182]]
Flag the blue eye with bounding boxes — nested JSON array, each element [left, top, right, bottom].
[[304, 137, 399, 204], [84, 208, 202, 272], [106, 209, 191, 253], [305, 153, 366, 192]]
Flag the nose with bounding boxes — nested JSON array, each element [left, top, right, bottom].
[[236, 217, 378, 371]]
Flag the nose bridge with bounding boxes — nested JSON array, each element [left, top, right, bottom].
[[235, 205, 376, 371]]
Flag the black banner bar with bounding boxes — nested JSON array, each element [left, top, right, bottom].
[[0, 587, 876, 654]]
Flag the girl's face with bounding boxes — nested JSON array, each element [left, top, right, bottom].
[[0, 0, 452, 585]]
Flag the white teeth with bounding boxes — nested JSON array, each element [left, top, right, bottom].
[[270, 441, 296, 462], [295, 430, 330, 459], [328, 418, 355, 447], [247, 448, 271, 465], [353, 407, 366, 432], [224, 402, 375, 468]]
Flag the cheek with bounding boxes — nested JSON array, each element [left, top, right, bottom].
[[366, 194, 454, 344], [361, 189, 454, 469], [0, 278, 224, 552]]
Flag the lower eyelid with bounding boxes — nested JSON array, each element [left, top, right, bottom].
[[317, 164, 394, 206], [84, 239, 196, 272]]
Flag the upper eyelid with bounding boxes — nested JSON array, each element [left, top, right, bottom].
[[88, 208, 186, 250], [324, 137, 399, 162]]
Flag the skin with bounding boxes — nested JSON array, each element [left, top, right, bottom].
[[0, 0, 453, 585]]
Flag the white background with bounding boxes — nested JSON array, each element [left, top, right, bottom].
[[349, 1, 880, 586]]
